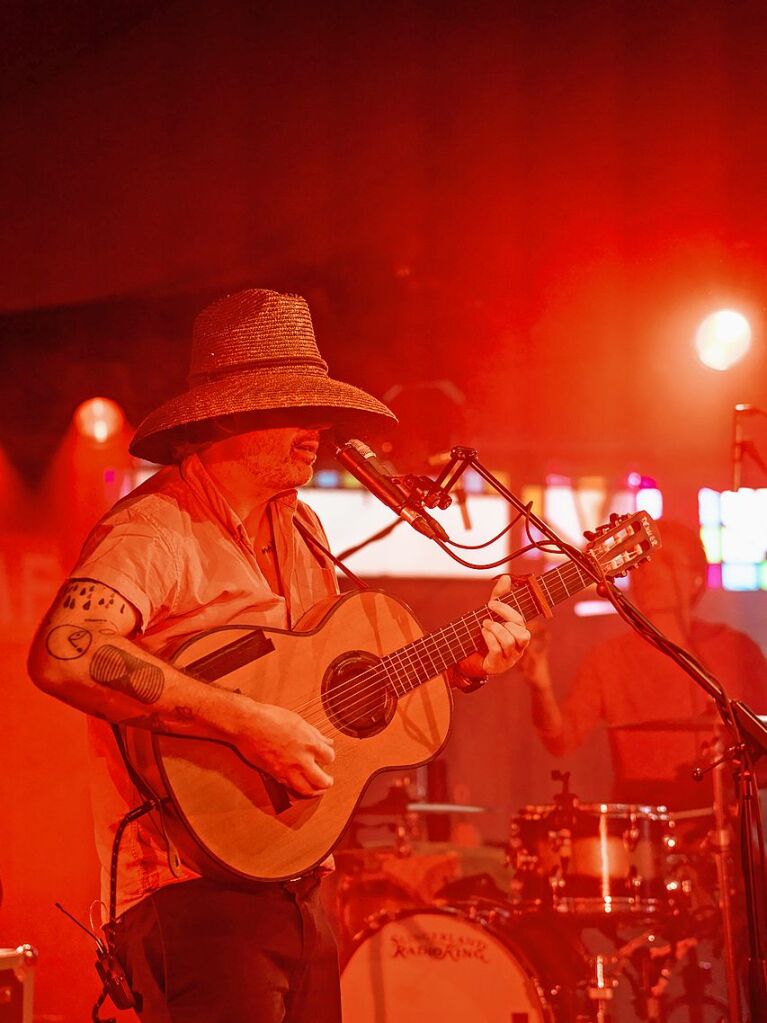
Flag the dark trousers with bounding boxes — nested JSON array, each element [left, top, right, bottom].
[[112, 876, 342, 1023]]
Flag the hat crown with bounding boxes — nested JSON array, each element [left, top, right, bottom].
[[189, 288, 328, 383], [130, 285, 396, 464]]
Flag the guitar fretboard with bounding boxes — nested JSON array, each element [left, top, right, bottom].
[[381, 559, 595, 696]]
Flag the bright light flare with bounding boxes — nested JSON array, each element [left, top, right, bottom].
[[695, 310, 752, 371], [73, 397, 125, 442]]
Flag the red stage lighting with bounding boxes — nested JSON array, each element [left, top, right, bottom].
[[73, 397, 125, 442], [695, 310, 752, 371]]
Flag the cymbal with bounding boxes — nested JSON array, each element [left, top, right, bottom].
[[406, 801, 489, 815], [668, 806, 715, 820], [609, 715, 722, 733], [357, 790, 489, 816]]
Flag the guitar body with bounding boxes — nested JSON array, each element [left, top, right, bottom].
[[124, 589, 452, 882]]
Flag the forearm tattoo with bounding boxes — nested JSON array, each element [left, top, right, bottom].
[[90, 645, 165, 704], [119, 706, 194, 729]]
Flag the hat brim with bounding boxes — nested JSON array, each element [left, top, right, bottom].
[[129, 367, 398, 464]]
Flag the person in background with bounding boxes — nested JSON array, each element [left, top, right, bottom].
[[522, 520, 767, 809]]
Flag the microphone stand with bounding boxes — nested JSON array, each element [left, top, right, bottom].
[[428, 445, 767, 1023], [330, 439, 767, 1021]]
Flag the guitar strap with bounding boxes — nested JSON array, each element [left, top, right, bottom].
[[294, 516, 369, 591]]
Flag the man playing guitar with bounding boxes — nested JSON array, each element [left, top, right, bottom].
[[27, 288, 530, 1022]]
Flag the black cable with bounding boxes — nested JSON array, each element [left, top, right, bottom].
[[337, 518, 403, 561], [432, 498, 601, 575], [443, 504, 530, 551], [431, 537, 540, 571]]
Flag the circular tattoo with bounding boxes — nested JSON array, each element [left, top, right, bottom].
[[46, 624, 93, 660]]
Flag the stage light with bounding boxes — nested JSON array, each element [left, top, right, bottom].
[[73, 397, 125, 442], [695, 310, 752, 371]]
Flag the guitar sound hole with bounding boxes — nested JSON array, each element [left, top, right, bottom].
[[322, 651, 395, 738]]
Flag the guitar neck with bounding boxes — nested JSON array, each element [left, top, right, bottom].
[[382, 558, 595, 697]]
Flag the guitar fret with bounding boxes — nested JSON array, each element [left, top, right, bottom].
[[543, 571, 563, 604], [449, 620, 473, 660], [391, 643, 420, 695], [395, 645, 418, 690], [383, 652, 408, 697], [410, 638, 433, 686], [384, 552, 603, 698]]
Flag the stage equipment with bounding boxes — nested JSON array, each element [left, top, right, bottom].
[[73, 397, 125, 443], [0, 946, 36, 1023], [507, 800, 676, 917], [340, 904, 586, 1022], [334, 438, 448, 540], [431, 446, 767, 1022], [695, 310, 751, 371]]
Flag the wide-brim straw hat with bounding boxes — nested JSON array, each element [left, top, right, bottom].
[[130, 288, 397, 464]]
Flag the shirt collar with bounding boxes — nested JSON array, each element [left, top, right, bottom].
[[179, 453, 298, 543]]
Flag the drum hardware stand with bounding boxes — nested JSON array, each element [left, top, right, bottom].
[[585, 952, 619, 1023], [536, 533, 767, 1022], [694, 736, 746, 1023], [611, 929, 715, 1023]]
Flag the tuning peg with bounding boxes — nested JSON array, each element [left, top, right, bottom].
[[583, 529, 597, 541]]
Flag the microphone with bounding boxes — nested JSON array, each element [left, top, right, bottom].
[[334, 439, 449, 541]]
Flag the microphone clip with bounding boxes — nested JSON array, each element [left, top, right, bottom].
[[392, 473, 453, 512]]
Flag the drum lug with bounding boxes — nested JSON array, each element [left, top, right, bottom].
[[623, 824, 640, 852]]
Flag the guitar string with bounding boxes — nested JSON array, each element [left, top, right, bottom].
[[297, 592, 567, 734], [291, 559, 593, 730], [312, 559, 596, 726], [293, 559, 590, 729], [292, 575, 546, 723]]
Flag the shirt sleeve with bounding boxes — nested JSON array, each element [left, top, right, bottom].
[[70, 510, 180, 633]]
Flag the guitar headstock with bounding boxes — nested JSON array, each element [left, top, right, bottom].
[[584, 511, 662, 579]]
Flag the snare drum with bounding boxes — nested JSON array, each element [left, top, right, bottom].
[[508, 802, 675, 916], [340, 903, 586, 1022]]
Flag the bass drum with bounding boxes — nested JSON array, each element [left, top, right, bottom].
[[340, 902, 586, 1023]]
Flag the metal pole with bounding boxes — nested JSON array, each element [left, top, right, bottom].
[[711, 740, 743, 1022]]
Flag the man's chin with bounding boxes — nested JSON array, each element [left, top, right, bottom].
[[295, 465, 314, 487]]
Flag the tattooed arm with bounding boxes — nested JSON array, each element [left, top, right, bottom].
[[27, 579, 335, 796]]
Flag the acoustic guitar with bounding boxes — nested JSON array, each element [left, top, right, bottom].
[[124, 511, 660, 881]]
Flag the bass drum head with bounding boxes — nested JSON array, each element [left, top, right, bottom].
[[341, 904, 580, 1023]]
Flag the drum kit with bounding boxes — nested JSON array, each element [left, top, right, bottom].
[[331, 729, 742, 1022]]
